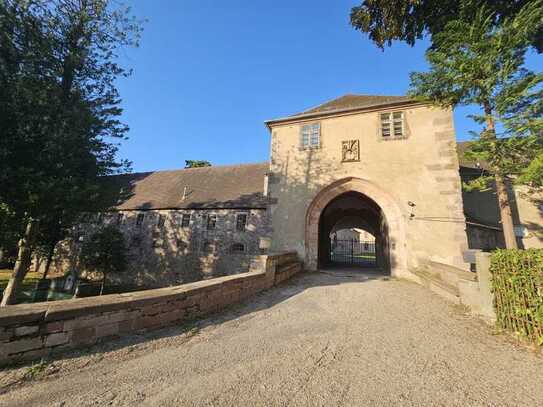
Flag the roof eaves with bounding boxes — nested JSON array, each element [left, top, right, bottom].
[[264, 99, 423, 129]]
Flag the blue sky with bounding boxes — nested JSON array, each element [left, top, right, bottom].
[[116, 1, 542, 172]]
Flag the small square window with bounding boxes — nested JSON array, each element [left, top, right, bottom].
[[381, 112, 405, 138], [231, 243, 245, 253], [181, 214, 191, 228], [136, 213, 145, 226], [300, 123, 320, 149], [207, 214, 217, 230], [236, 214, 248, 231]]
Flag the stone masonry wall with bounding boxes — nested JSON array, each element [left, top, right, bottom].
[[1, 252, 300, 367], [35, 207, 273, 288]]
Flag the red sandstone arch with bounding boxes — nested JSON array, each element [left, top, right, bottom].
[[305, 177, 408, 277]]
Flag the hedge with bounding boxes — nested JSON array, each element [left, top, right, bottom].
[[490, 249, 543, 346]]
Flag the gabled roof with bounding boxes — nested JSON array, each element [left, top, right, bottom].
[[265, 94, 415, 127], [110, 163, 270, 211]]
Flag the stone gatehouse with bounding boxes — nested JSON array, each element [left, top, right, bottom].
[[39, 94, 543, 285]]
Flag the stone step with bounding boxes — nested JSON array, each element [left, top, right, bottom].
[[412, 268, 460, 305], [422, 260, 477, 287]]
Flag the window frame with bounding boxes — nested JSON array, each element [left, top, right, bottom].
[[136, 213, 145, 227], [300, 122, 321, 149], [181, 213, 191, 228], [236, 213, 248, 232], [206, 214, 217, 230], [380, 111, 406, 140], [157, 214, 165, 228], [231, 243, 245, 253]]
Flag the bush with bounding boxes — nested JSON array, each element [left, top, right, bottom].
[[490, 249, 543, 346]]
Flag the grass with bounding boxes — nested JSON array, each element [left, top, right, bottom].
[[0, 269, 46, 303], [0, 269, 42, 282], [0, 269, 42, 287]]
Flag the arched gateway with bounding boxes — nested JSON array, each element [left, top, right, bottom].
[[305, 178, 408, 277]]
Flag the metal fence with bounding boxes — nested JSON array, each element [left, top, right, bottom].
[[490, 249, 543, 346], [330, 240, 376, 266]]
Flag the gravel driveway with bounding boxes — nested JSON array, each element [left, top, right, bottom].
[[1, 270, 543, 406]]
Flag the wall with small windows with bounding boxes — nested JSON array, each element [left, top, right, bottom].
[[34, 207, 272, 288], [268, 102, 470, 273]]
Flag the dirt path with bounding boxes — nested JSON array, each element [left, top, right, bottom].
[[1, 270, 542, 406]]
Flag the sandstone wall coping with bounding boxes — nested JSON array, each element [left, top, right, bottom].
[[0, 270, 269, 327]]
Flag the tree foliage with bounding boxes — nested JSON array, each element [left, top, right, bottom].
[[79, 225, 128, 294], [350, 0, 543, 52], [0, 0, 142, 303], [0, 0, 142, 246], [185, 160, 212, 168], [409, 2, 543, 186]]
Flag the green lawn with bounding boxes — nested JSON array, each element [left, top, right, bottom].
[[0, 269, 42, 287]]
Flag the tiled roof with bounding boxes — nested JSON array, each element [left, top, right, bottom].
[[297, 94, 413, 116], [109, 163, 270, 210], [266, 94, 415, 125]]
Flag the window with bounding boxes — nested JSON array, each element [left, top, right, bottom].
[[231, 243, 245, 253], [136, 213, 145, 226], [380, 111, 405, 138], [181, 214, 191, 228], [202, 240, 213, 253], [176, 238, 187, 250], [157, 214, 165, 227], [236, 213, 248, 231], [300, 123, 320, 149], [116, 213, 123, 225], [207, 214, 217, 230]]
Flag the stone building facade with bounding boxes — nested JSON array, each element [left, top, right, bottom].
[[40, 164, 273, 287], [39, 94, 543, 286]]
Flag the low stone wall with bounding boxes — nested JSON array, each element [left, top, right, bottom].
[[0, 252, 300, 367], [412, 253, 496, 323], [457, 252, 496, 322]]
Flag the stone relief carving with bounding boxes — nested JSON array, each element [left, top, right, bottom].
[[342, 140, 360, 162]]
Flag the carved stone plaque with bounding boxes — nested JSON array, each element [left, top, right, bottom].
[[341, 140, 360, 162]]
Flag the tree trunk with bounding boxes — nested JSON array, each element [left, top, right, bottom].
[[1, 219, 39, 306], [41, 241, 57, 281], [100, 272, 106, 296], [483, 102, 518, 249]]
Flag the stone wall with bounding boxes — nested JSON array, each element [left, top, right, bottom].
[[0, 252, 300, 367], [35, 207, 273, 287]]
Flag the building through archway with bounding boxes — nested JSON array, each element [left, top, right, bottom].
[[319, 191, 388, 270], [304, 178, 408, 277]]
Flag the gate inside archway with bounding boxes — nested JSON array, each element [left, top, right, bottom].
[[305, 178, 407, 277], [319, 191, 388, 270]]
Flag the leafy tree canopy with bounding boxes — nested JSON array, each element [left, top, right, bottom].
[[0, 0, 142, 249], [409, 1, 543, 185], [185, 160, 212, 168], [350, 0, 543, 52]]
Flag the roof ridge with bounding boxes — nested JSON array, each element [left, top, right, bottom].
[[115, 161, 270, 177]]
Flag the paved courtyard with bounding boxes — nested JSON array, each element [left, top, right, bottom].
[[1, 270, 543, 406]]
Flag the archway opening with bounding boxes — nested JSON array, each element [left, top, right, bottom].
[[318, 191, 389, 271]]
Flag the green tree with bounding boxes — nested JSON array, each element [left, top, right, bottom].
[[0, 0, 142, 305], [79, 225, 128, 295], [185, 160, 212, 168], [350, 0, 543, 52], [408, 2, 543, 248]]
